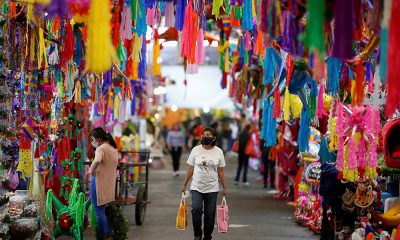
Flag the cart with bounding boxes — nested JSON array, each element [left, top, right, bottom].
[[113, 151, 151, 225], [84, 150, 151, 226]]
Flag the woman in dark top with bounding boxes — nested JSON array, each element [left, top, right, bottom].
[[234, 124, 251, 185]]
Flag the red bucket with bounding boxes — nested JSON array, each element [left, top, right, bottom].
[[382, 118, 400, 168]]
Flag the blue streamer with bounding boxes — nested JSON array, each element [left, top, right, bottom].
[[260, 98, 277, 147], [263, 48, 277, 85], [310, 79, 318, 98], [366, 61, 371, 83], [134, 0, 147, 36], [131, 80, 136, 115], [298, 107, 310, 152], [102, 69, 113, 95], [175, 0, 187, 31], [74, 30, 82, 66], [326, 56, 342, 96], [242, 0, 253, 31], [145, 0, 155, 8], [138, 37, 147, 79], [380, 29, 388, 84]]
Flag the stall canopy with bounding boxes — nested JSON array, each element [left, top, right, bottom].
[[162, 65, 235, 110]]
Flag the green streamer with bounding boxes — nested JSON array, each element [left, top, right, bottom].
[[299, 0, 326, 57]]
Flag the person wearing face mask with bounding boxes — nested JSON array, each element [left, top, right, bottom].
[[167, 123, 185, 177], [89, 127, 119, 240], [181, 127, 227, 240]]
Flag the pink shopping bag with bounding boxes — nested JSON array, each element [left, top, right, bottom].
[[217, 197, 229, 233]]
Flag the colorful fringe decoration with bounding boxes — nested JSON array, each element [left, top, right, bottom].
[[309, 79, 318, 119], [379, 0, 392, 84], [353, 61, 366, 107], [298, 107, 310, 152], [283, 55, 294, 121], [86, 0, 112, 72], [181, 1, 199, 64], [175, 0, 187, 31], [385, 0, 400, 117], [164, 1, 175, 27], [263, 47, 279, 85], [272, 87, 281, 118], [316, 84, 325, 118], [345, 136, 357, 182], [333, 0, 354, 59], [300, 0, 325, 57], [261, 97, 277, 147], [357, 136, 366, 178], [212, 0, 223, 20], [153, 38, 161, 76], [326, 56, 342, 96], [196, 28, 204, 64], [134, 0, 147, 36], [260, 0, 269, 33], [120, 5, 133, 40], [335, 109, 343, 169], [242, 0, 253, 31]]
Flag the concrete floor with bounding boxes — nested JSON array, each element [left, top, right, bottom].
[[83, 153, 319, 240]]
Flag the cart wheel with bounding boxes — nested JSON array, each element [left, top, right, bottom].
[[135, 187, 147, 225]]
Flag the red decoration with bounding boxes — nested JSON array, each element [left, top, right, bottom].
[[59, 213, 73, 230]]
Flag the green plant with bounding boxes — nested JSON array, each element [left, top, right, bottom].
[[105, 205, 128, 240], [2, 214, 10, 223]]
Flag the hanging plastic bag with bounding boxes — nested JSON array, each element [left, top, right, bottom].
[[176, 193, 188, 230], [231, 140, 239, 153], [217, 197, 229, 233]]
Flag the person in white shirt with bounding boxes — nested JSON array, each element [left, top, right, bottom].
[[181, 127, 227, 240]]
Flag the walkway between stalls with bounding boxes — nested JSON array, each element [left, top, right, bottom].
[[84, 153, 318, 240]]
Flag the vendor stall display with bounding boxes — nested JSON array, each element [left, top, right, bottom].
[[0, 0, 399, 239]]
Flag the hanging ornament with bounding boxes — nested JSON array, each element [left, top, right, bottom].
[[86, 0, 112, 72]]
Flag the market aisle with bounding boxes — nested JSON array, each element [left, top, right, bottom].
[[84, 154, 318, 240]]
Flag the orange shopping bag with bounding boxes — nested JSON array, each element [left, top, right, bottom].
[[176, 193, 188, 230]]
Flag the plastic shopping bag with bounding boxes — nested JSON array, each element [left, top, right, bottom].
[[217, 197, 229, 233], [176, 194, 188, 230]]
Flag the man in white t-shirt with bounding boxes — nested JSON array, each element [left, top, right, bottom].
[[181, 127, 227, 240]]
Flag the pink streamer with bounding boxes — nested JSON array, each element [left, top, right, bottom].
[[165, 2, 175, 27], [186, 64, 198, 74], [146, 7, 156, 27], [244, 31, 252, 50], [317, 85, 325, 118], [369, 138, 378, 168], [347, 137, 357, 170], [358, 137, 366, 169], [120, 6, 133, 40], [196, 29, 204, 64], [337, 103, 344, 170]]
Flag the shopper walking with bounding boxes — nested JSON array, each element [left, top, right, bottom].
[[89, 127, 119, 240], [181, 127, 227, 240], [235, 124, 251, 185], [167, 123, 185, 177]]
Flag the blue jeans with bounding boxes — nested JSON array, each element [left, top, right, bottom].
[[90, 176, 111, 238], [191, 190, 218, 240]]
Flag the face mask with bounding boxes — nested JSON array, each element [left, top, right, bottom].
[[91, 140, 99, 148], [201, 136, 215, 146]]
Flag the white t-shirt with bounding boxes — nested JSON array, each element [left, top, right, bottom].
[[187, 145, 226, 193]]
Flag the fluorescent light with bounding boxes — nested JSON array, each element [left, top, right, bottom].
[[155, 113, 160, 119], [171, 105, 178, 112], [203, 106, 210, 113]]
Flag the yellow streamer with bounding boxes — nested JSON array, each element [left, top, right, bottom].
[[38, 28, 48, 69], [73, 80, 82, 104], [153, 39, 161, 76], [86, 0, 112, 72], [283, 87, 290, 121]]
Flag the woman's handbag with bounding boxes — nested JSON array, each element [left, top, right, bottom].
[[217, 197, 229, 233], [176, 194, 188, 230], [231, 140, 239, 153]]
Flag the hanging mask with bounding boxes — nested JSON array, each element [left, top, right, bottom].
[[201, 136, 215, 146]]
